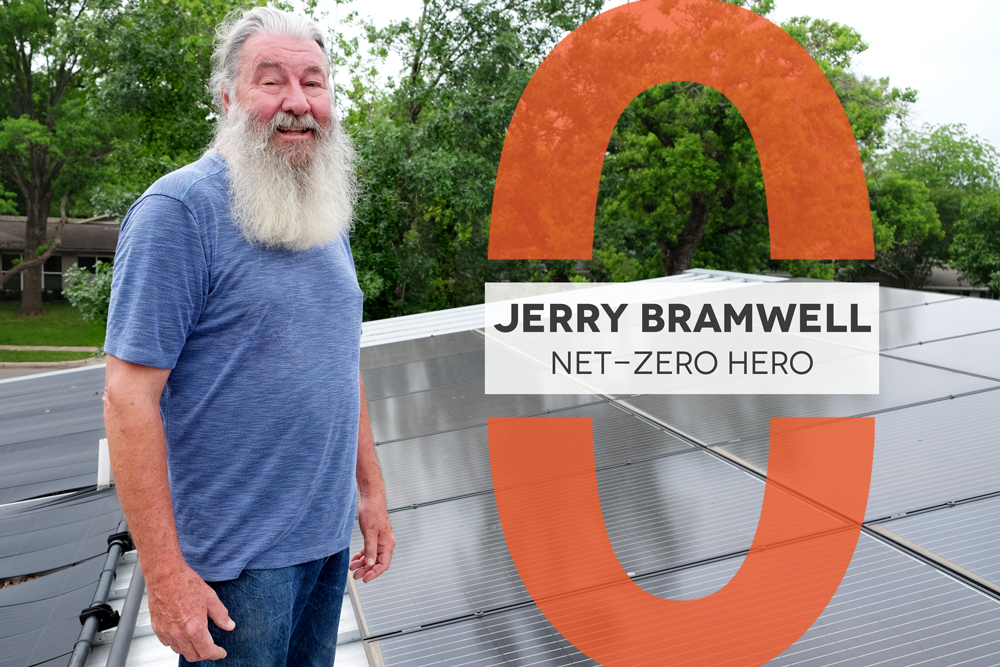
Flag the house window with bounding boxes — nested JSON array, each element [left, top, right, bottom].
[[44, 255, 62, 290], [1, 254, 22, 290], [77, 256, 113, 273], [1, 254, 68, 290]]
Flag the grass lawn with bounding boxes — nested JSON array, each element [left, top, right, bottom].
[[0, 349, 94, 362], [0, 301, 106, 347]]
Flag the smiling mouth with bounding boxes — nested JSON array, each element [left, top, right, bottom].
[[277, 127, 311, 135]]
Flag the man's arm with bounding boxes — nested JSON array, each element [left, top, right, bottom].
[[103, 354, 235, 661], [349, 373, 395, 583]]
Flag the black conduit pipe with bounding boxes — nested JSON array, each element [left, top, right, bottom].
[[67, 519, 130, 667]]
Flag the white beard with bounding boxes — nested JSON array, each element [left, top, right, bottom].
[[212, 102, 356, 251]]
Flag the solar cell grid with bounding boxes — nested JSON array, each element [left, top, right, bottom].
[[350, 494, 528, 637], [714, 388, 1000, 522], [379, 425, 492, 510], [353, 449, 854, 637], [875, 495, 1000, 588], [370, 536, 1000, 666]]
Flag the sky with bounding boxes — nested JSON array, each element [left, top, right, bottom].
[[326, 0, 1000, 151]]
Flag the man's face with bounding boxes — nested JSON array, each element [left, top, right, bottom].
[[223, 33, 332, 165]]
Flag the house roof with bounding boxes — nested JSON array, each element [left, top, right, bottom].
[[3, 270, 999, 667], [0, 218, 119, 255]]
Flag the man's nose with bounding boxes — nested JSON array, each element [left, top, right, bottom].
[[281, 81, 310, 116]]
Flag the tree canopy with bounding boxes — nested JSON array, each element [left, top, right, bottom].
[[3, 0, 997, 322]]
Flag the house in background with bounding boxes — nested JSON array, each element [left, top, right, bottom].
[[923, 264, 996, 298], [0, 216, 119, 292]]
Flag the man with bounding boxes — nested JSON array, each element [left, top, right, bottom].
[[102, 7, 394, 664]]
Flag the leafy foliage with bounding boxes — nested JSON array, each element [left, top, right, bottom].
[[950, 191, 1000, 295], [0, 0, 126, 314], [343, 0, 602, 320], [589, 9, 914, 283], [838, 123, 1000, 288], [62, 260, 112, 324]]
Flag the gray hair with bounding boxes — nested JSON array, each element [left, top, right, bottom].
[[210, 6, 330, 112]]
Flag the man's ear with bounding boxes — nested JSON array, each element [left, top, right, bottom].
[[221, 90, 231, 115]]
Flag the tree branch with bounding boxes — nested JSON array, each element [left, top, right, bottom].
[[0, 192, 70, 289]]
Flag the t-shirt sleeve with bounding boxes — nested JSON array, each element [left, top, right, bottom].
[[104, 194, 209, 369]]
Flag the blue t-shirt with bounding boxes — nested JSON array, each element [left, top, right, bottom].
[[105, 152, 363, 581]]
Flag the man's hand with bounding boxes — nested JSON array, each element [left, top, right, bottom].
[[352, 373, 395, 583], [146, 563, 236, 661], [350, 492, 395, 583]]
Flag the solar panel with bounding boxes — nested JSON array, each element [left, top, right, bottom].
[[352, 449, 850, 637], [362, 349, 485, 400], [368, 535, 1000, 666], [715, 388, 1000, 522], [368, 604, 597, 667], [622, 355, 997, 445], [880, 297, 1000, 350], [874, 495, 1000, 587], [886, 329, 1000, 380], [0, 392, 104, 449], [763, 535, 1000, 666], [351, 494, 529, 637], [878, 287, 958, 312], [376, 402, 692, 510], [0, 487, 122, 579], [596, 450, 845, 577], [0, 554, 106, 667], [367, 381, 602, 443], [360, 331, 484, 371], [379, 425, 492, 510], [0, 428, 103, 504]]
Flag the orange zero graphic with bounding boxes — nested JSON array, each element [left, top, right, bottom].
[[487, 1, 876, 665]]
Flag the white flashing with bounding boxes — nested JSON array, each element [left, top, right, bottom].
[[0, 362, 106, 384]]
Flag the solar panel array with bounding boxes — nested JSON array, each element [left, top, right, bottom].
[[353, 288, 1000, 666], [0, 363, 123, 667]]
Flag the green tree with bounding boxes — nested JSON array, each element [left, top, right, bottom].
[[854, 171, 943, 290], [589, 9, 915, 282], [0, 0, 124, 315], [343, 0, 601, 319], [950, 191, 1000, 296], [91, 0, 254, 220], [880, 123, 999, 243], [838, 124, 998, 289]]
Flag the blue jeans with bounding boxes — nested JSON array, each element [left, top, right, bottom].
[[180, 549, 350, 667]]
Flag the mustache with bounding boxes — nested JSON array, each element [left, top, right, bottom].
[[266, 111, 322, 134]]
